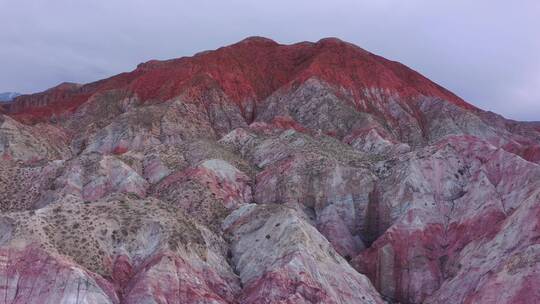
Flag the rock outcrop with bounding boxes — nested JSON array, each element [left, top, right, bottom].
[[223, 204, 383, 304]]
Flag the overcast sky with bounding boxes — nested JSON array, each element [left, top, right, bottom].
[[1, 0, 539, 121]]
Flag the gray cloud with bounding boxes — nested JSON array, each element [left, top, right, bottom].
[[1, 0, 539, 121]]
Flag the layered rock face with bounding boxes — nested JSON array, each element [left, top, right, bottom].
[[1, 37, 539, 303]]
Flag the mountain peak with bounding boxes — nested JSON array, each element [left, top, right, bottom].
[[236, 36, 279, 46], [6, 37, 474, 123], [316, 37, 348, 46], [48, 82, 82, 91]]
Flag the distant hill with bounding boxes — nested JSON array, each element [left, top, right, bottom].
[[0, 92, 21, 102]]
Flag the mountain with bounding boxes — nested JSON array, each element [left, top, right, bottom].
[[0, 91, 20, 102], [1, 37, 539, 304]]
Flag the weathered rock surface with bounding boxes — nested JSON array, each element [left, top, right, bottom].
[[1, 37, 539, 303], [354, 135, 540, 303], [223, 204, 384, 304], [1, 194, 240, 303], [0, 245, 119, 304], [224, 127, 376, 259], [0, 114, 71, 162]]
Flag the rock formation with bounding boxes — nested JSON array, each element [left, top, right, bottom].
[[1, 37, 539, 303]]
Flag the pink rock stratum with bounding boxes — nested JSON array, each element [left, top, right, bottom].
[[1, 37, 539, 303]]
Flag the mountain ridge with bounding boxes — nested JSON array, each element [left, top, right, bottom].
[[6, 37, 475, 124]]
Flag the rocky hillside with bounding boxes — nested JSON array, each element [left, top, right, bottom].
[[1, 37, 539, 304]]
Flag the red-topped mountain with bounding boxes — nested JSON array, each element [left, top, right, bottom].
[[7, 37, 473, 123], [1, 37, 539, 304]]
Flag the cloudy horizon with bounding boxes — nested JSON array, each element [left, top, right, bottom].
[[1, 0, 539, 121]]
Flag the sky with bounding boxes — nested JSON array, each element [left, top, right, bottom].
[[1, 1, 539, 121]]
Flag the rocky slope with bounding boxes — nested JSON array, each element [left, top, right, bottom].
[[1, 37, 539, 304]]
